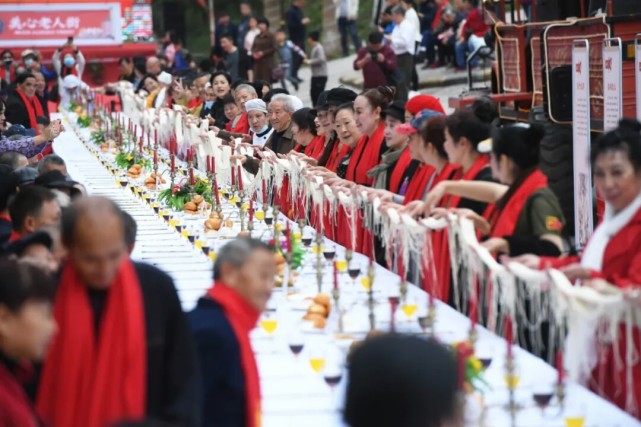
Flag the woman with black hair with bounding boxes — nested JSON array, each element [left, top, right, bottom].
[[206, 71, 232, 129], [514, 120, 641, 415], [424, 123, 565, 257], [291, 107, 323, 157], [0, 260, 56, 426], [345, 334, 462, 427]]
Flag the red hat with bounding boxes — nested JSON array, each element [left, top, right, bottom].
[[405, 95, 445, 116]]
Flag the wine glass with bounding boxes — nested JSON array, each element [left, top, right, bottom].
[[532, 382, 555, 417], [323, 361, 343, 390], [265, 216, 274, 227], [301, 234, 313, 247], [563, 398, 586, 427], [400, 294, 418, 322], [323, 245, 336, 268], [287, 329, 305, 358], [474, 342, 494, 371], [360, 276, 371, 292], [348, 263, 361, 286], [260, 310, 278, 338], [504, 362, 521, 391], [308, 346, 326, 374]]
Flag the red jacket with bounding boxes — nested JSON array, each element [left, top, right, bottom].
[[461, 9, 489, 38]]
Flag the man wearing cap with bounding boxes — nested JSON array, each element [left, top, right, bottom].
[[1, 230, 58, 274], [0, 165, 19, 244], [5, 73, 44, 132], [246, 99, 274, 148], [8, 185, 61, 242], [34, 170, 83, 200]]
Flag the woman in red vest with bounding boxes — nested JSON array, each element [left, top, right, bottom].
[[0, 260, 56, 426], [514, 120, 641, 415]]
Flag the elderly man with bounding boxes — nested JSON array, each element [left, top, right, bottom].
[[387, 6, 415, 101], [241, 94, 297, 174], [5, 72, 44, 132], [189, 238, 276, 427], [37, 154, 68, 177], [8, 185, 61, 242], [246, 99, 273, 147], [146, 56, 162, 77], [36, 197, 199, 427]]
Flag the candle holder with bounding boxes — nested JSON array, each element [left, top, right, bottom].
[[297, 218, 305, 234], [400, 277, 408, 304], [238, 191, 246, 232], [273, 205, 281, 250], [315, 231, 323, 294], [556, 378, 566, 410], [345, 249, 353, 266], [332, 286, 344, 334], [169, 153, 176, 190], [427, 299, 437, 337], [505, 352, 518, 418], [367, 262, 376, 331], [468, 323, 478, 349]]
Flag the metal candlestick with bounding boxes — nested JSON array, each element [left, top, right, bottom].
[[297, 218, 305, 234], [238, 191, 246, 232], [332, 287, 344, 333], [427, 300, 437, 337], [400, 278, 408, 303], [367, 262, 376, 331], [273, 205, 281, 250], [315, 231, 323, 293], [505, 352, 518, 419], [169, 153, 176, 190], [468, 325, 478, 349], [556, 377, 566, 410], [345, 249, 353, 266]]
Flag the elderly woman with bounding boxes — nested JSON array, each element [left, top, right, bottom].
[[246, 99, 273, 148]]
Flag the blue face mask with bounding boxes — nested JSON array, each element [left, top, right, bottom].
[[204, 100, 214, 109], [63, 57, 75, 68]]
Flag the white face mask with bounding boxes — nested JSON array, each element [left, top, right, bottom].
[[63, 57, 75, 68], [24, 58, 34, 67], [204, 100, 214, 109]]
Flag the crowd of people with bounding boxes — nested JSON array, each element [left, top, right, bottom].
[[0, 0, 641, 425]]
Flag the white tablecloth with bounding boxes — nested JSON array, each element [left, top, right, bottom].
[[52, 115, 641, 427]]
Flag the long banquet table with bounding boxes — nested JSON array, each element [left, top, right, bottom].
[[52, 114, 641, 427]]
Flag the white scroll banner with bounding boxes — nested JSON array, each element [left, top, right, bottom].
[[634, 33, 641, 122], [572, 40, 594, 250], [602, 38, 623, 131]]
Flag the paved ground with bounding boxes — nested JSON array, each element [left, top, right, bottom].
[[282, 54, 492, 113]]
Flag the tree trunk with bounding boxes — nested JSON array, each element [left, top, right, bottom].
[[264, 0, 283, 30], [322, 0, 340, 56]]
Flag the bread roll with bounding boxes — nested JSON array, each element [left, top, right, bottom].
[[308, 303, 327, 316], [192, 195, 204, 205], [303, 313, 326, 328], [184, 201, 197, 211], [314, 294, 331, 307]]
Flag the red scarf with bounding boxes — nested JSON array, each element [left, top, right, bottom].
[[207, 283, 261, 427], [0, 67, 15, 83], [327, 144, 351, 173], [346, 123, 386, 185], [294, 144, 305, 153], [8, 230, 21, 242], [489, 169, 548, 238], [15, 89, 43, 133], [442, 155, 489, 208], [37, 259, 146, 427], [0, 360, 38, 427], [402, 164, 434, 205], [432, 2, 447, 30], [231, 112, 250, 135], [430, 156, 488, 301], [188, 97, 204, 109], [388, 148, 413, 193], [306, 135, 325, 159]]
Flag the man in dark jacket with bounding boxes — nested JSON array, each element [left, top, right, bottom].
[[241, 93, 296, 174], [189, 238, 276, 427], [36, 197, 200, 427], [286, 0, 309, 82]]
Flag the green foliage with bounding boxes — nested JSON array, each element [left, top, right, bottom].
[[90, 130, 106, 146]]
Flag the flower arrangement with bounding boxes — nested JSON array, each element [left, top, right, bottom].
[[158, 177, 212, 211], [452, 341, 488, 393], [115, 151, 150, 171], [90, 129, 106, 146], [270, 234, 305, 270], [77, 112, 92, 128]]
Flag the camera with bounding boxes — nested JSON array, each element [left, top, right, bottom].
[[369, 51, 378, 61]]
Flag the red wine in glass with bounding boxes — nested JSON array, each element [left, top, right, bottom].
[[302, 237, 313, 247], [348, 268, 360, 279], [119, 180, 128, 188], [202, 246, 211, 256], [289, 344, 304, 356], [187, 234, 195, 243], [175, 224, 183, 232], [265, 217, 274, 226], [153, 206, 160, 214], [478, 357, 492, 370], [324, 374, 342, 388], [533, 391, 553, 415], [323, 250, 336, 261]]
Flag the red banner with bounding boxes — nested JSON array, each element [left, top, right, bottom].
[[0, 3, 122, 46]]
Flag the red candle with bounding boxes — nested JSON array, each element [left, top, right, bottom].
[[469, 277, 478, 329], [139, 136, 143, 153], [213, 179, 221, 205], [262, 178, 267, 204], [556, 351, 564, 385], [154, 129, 158, 147], [333, 260, 338, 290], [285, 222, 291, 253], [237, 165, 243, 190], [153, 149, 158, 167], [170, 154, 175, 173], [189, 166, 195, 185], [212, 156, 216, 174], [390, 297, 397, 333], [505, 315, 513, 358], [231, 165, 236, 186], [249, 200, 254, 221]]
